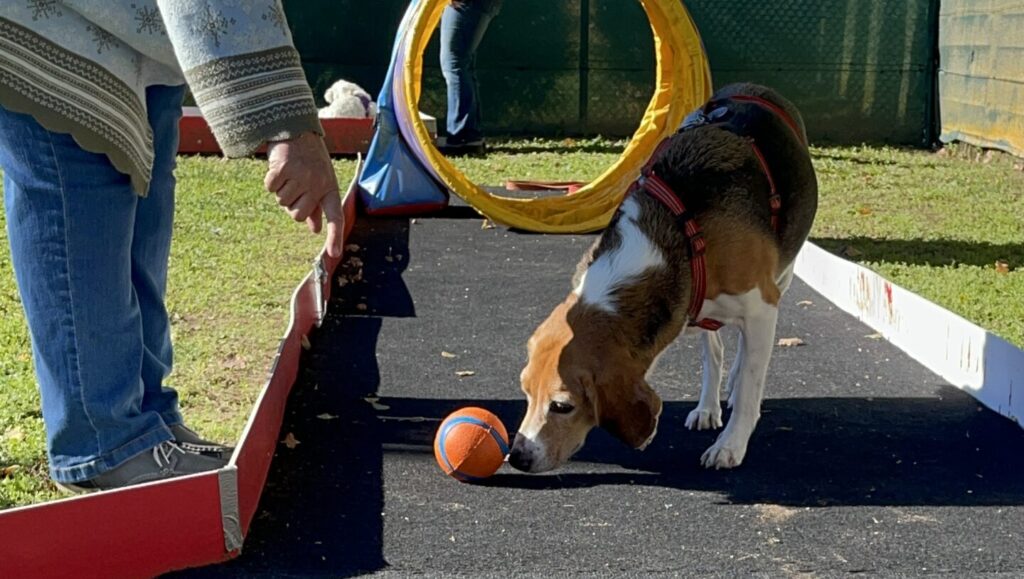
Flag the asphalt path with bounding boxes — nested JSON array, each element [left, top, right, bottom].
[[175, 207, 1024, 578]]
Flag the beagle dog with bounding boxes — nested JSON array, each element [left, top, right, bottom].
[[509, 83, 818, 472]]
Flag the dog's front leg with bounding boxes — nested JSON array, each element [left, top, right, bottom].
[[700, 294, 779, 469], [723, 330, 743, 408], [686, 330, 724, 430]]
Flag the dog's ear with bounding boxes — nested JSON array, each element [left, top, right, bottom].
[[593, 377, 662, 450]]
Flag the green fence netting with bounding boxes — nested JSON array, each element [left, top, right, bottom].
[[285, 0, 939, 145]]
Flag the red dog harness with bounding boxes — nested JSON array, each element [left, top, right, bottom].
[[634, 94, 803, 331]]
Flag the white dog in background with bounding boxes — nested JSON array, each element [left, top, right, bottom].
[[318, 79, 377, 119]]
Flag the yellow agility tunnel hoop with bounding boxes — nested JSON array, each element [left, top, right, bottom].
[[400, 0, 712, 233]]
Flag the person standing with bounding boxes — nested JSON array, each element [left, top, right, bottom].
[[438, 0, 504, 156], [0, 1, 343, 492]]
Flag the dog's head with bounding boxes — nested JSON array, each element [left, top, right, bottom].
[[509, 298, 662, 473]]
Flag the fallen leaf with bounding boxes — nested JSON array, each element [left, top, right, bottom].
[[356, 303, 368, 311], [865, 333, 883, 340], [346, 257, 364, 268], [337, 277, 349, 287], [282, 432, 300, 449], [995, 260, 1010, 274], [384, 256, 394, 263], [1013, 162, 1023, 172], [345, 243, 361, 252], [481, 219, 495, 230], [441, 351, 457, 358], [317, 413, 339, 420], [455, 370, 476, 377], [796, 300, 813, 307], [301, 335, 312, 350], [857, 206, 873, 216], [364, 396, 391, 411], [777, 337, 805, 347]]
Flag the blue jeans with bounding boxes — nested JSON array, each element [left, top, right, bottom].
[[440, 0, 503, 143], [0, 85, 185, 483]]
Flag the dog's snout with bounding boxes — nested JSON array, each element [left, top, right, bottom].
[[508, 448, 533, 472]]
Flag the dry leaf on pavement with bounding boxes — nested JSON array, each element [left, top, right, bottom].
[[282, 432, 300, 449], [455, 370, 476, 377], [777, 337, 806, 347]]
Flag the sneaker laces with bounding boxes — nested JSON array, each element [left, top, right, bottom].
[[152, 441, 182, 470]]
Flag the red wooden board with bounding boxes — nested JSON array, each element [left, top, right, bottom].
[[0, 472, 227, 579], [178, 107, 375, 156]]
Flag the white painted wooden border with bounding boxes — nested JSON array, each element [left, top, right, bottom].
[[795, 242, 1022, 426]]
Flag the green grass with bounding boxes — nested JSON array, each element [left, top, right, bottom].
[[1, 140, 1022, 509], [809, 144, 1024, 346]]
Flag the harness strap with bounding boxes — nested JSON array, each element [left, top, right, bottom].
[[634, 94, 796, 330], [748, 141, 782, 232], [637, 172, 718, 330]]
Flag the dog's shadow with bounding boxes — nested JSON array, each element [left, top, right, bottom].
[[378, 392, 1024, 507]]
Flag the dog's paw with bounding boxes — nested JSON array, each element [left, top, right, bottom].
[[685, 406, 723, 430], [700, 438, 747, 469]]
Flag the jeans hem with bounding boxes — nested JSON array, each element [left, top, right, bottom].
[[50, 425, 174, 484], [159, 410, 184, 429]]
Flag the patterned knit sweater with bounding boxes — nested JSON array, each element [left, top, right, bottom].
[[0, 0, 322, 194]]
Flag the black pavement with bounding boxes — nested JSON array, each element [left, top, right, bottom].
[[174, 207, 1024, 578]]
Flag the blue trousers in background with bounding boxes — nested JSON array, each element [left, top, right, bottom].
[[440, 0, 503, 143]]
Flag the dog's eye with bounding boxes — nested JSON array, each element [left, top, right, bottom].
[[549, 401, 575, 414]]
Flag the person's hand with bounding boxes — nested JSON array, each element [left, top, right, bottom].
[[264, 132, 344, 258]]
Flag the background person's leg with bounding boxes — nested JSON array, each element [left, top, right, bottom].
[[135, 85, 185, 427], [0, 107, 172, 484], [440, 0, 502, 145]]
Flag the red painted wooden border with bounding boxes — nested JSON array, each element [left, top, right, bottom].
[[234, 164, 357, 536], [178, 107, 375, 156], [0, 472, 226, 578]]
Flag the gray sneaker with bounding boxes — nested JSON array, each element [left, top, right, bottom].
[[171, 424, 234, 461], [56, 441, 226, 494]]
